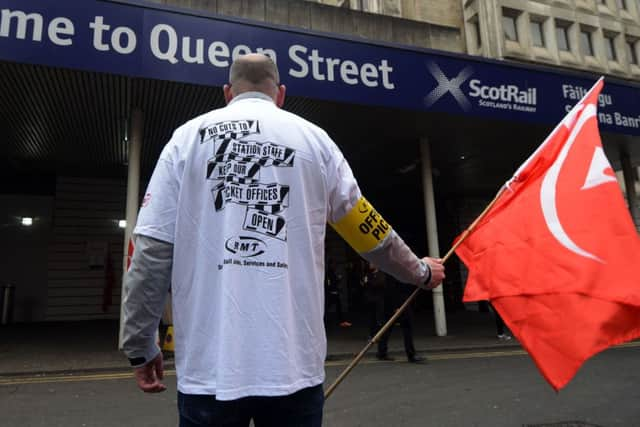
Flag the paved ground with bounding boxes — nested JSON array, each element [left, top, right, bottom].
[[0, 308, 519, 376], [2, 345, 639, 426]]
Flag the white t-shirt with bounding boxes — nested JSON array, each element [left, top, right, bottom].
[[135, 92, 361, 400]]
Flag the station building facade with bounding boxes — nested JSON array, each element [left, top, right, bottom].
[[1, 0, 638, 330]]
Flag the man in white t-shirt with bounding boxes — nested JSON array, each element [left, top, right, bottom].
[[122, 53, 444, 427]]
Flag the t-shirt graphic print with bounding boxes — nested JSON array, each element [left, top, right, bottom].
[[201, 119, 295, 241]]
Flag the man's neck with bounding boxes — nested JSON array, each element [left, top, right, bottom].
[[229, 91, 274, 104]]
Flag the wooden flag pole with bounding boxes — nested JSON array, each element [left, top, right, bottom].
[[324, 187, 506, 400], [323, 285, 421, 399]]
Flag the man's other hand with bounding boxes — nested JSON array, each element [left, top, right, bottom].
[[134, 353, 167, 393]]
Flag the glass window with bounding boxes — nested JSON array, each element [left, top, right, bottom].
[[530, 20, 545, 47], [627, 40, 638, 65], [617, 0, 627, 9], [605, 34, 617, 61], [556, 23, 571, 51], [502, 12, 518, 42], [580, 29, 594, 57]]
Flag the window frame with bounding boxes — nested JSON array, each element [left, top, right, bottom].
[[555, 21, 571, 52], [627, 39, 638, 65], [469, 16, 482, 49], [530, 19, 546, 48], [502, 8, 520, 43], [604, 33, 618, 62], [580, 28, 595, 57]]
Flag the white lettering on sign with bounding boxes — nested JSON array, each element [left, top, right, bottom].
[[1, 9, 395, 92], [561, 84, 612, 108], [48, 17, 74, 46], [208, 41, 230, 66], [1, 9, 43, 41], [150, 23, 277, 66], [89, 16, 137, 54], [614, 112, 640, 128], [183, 36, 204, 64], [560, 84, 632, 128], [0, 9, 76, 46], [89, 16, 110, 51], [0, 9, 75, 46], [468, 79, 537, 105], [150, 23, 178, 63], [2, 5, 638, 135], [111, 26, 136, 54], [288, 44, 395, 90]]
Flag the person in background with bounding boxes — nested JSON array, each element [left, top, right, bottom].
[[387, 277, 427, 363], [490, 301, 512, 341], [363, 264, 426, 363], [362, 261, 389, 359], [346, 258, 365, 313], [325, 258, 352, 327]]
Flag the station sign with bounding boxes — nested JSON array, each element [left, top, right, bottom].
[[1, 0, 639, 135]]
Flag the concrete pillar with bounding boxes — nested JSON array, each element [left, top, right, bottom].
[[420, 138, 447, 336], [621, 150, 639, 227], [119, 108, 143, 348]]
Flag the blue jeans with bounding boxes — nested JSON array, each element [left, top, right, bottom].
[[177, 384, 324, 427]]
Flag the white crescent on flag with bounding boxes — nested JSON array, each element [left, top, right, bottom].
[[540, 104, 604, 263]]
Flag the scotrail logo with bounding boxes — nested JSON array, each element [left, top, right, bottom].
[[424, 62, 538, 113], [424, 62, 474, 112]]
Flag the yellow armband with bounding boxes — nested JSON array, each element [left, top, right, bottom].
[[330, 197, 392, 253]]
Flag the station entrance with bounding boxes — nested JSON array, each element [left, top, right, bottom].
[[2, 59, 639, 325]]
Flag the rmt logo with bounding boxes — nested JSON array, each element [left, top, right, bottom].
[[224, 235, 266, 258]]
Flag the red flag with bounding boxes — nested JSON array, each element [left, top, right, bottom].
[[126, 238, 135, 271], [455, 78, 640, 391]]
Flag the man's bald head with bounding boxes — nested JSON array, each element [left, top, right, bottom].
[[224, 53, 286, 106], [228, 53, 280, 97]]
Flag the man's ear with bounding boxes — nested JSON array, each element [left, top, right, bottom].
[[276, 84, 286, 108], [223, 84, 233, 104]]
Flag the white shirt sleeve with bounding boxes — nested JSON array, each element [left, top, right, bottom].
[[325, 141, 361, 223], [134, 141, 180, 244]]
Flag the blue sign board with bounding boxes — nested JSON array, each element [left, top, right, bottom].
[[1, 0, 639, 135]]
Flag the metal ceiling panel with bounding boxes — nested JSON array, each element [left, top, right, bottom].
[[0, 61, 130, 171], [3, 61, 633, 199]]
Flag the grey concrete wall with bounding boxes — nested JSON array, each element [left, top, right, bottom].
[[146, 0, 464, 52], [464, 0, 640, 79], [313, 0, 463, 28], [45, 177, 126, 321], [401, 0, 462, 28]]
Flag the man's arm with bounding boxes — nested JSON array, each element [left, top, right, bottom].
[[122, 234, 173, 392], [325, 142, 444, 288], [330, 198, 444, 288], [360, 229, 443, 289]]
